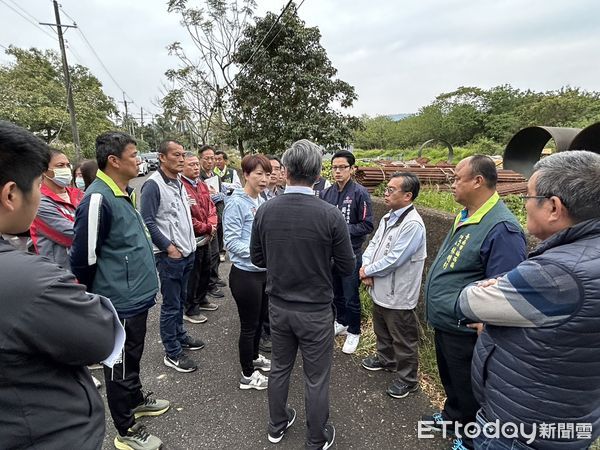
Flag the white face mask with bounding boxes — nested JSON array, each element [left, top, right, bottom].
[[48, 167, 73, 188], [75, 177, 85, 189]]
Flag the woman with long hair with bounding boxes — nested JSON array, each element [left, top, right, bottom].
[[223, 154, 272, 390]]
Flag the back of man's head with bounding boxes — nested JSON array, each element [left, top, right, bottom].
[[282, 140, 322, 186], [96, 132, 137, 170], [0, 120, 51, 234], [0, 120, 50, 195], [533, 150, 600, 223]]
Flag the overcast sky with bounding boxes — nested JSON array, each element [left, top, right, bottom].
[[1, 0, 599, 119]]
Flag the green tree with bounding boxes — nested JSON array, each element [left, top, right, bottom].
[[0, 46, 117, 158], [230, 3, 360, 154]]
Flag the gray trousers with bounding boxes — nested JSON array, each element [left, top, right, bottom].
[[372, 303, 419, 386], [268, 301, 334, 450]]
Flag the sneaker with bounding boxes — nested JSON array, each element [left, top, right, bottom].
[[386, 380, 418, 399], [420, 412, 453, 434], [361, 355, 387, 371], [240, 370, 268, 390], [334, 321, 348, 336], [215, 278, 227, 287], [114, 423, 162, 450], [180, 336, 205, 351], [253, 354, 271, 372], [208, 287, 225, 298], [197, 301, 219, 311], [259, 335, 272, 353], [322, 424, 336, 450], [268, 407, 297, 443], [163, 354, 197, 373], [132, 390, 170, 419], [183, 312, 208, 324], [92, 375, 102, 389], [342, 333, 360, 354]]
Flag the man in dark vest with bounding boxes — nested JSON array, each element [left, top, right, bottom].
[[71, 131, 168, 450], [423, 155, 527, 450], [214, 150, 241, 193], [458, 151, 600, 450]]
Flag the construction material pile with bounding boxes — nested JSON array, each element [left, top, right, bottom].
[[355, 162, 527, 196]]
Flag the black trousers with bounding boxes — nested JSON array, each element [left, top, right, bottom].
[[229, 265, 268, 376], [372, 304, 419, 386], [103, 310, 148, 436], [434, 328, 479, 425], [185, 243, 211, 313], [208, 236, 221, 288], [216, 201, 225, 253], [268, 301, 334, 450]]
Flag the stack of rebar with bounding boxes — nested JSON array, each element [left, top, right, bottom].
[[355, 162, 528, 196]]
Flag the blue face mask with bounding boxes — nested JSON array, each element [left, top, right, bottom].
[[75, 177, 85, 189]]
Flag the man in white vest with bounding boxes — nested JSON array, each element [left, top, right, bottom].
[[359, 172, 427, 399]]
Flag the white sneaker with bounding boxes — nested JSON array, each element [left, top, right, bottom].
[[239, 370, 268, 390], [334, 321, 348, 336], [253, 354, 271, 372], [342, 333, 360, 354]]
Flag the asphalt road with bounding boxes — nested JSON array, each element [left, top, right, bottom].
[[98, 172, 448, 450]]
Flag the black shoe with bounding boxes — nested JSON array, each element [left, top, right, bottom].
[[215, 278, 227, 287], [268, 407, 296, 443], [197, 301, 219, 311], [208, 287, 225, 298], [386, 380, 418, 399], [259, 335, 272, 353], [361, 355, 388, 371], [181, 336, 205, 351], [420, 412, 454, 434], [322, 424, 335, 450], [163, 354, 197, 373]]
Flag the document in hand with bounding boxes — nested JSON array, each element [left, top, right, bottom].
[[205, 175, 220, 193]]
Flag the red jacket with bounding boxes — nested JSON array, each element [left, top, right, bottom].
[[182, 176, 218, 236]]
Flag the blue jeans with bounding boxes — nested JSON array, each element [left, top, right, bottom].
[[473, 409, 533, 450], [332, 253, 362, 335], [156, 252, 194, 358]]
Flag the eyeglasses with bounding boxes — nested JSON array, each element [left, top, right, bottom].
[[331, 165, 350, 171], [520, 195, 548, 202], [384, 187, 404, 195]]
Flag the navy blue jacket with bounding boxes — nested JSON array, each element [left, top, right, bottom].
[[471, 218, 600, 449], [320, 179, 373, 254]]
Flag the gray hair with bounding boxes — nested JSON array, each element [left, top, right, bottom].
[[533, 150, 600, 223], [391, 171, 421, 200], [281, 139, 323, 186], [184, 151, 197, 159]]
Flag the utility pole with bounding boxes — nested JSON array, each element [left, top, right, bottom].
[[140, 107, 144, 141], [41, 0, 81, 160]]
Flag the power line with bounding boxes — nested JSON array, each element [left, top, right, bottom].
[[236, 0, 295, 76], [58, 4, 133, 102], [0, 0, 57, 42]]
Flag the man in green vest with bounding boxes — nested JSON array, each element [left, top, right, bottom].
[[422, 155, 527, 450], [71, 132, 168, 450]]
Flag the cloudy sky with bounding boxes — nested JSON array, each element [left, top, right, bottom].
[[1, 0, 599, 118]]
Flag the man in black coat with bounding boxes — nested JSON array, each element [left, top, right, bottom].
[[0, 120, 120, 449]]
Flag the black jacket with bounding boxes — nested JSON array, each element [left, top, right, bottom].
[[0, 238, 117, 449]]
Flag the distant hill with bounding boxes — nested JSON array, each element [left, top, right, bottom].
[[387, 113, 412, 121]]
